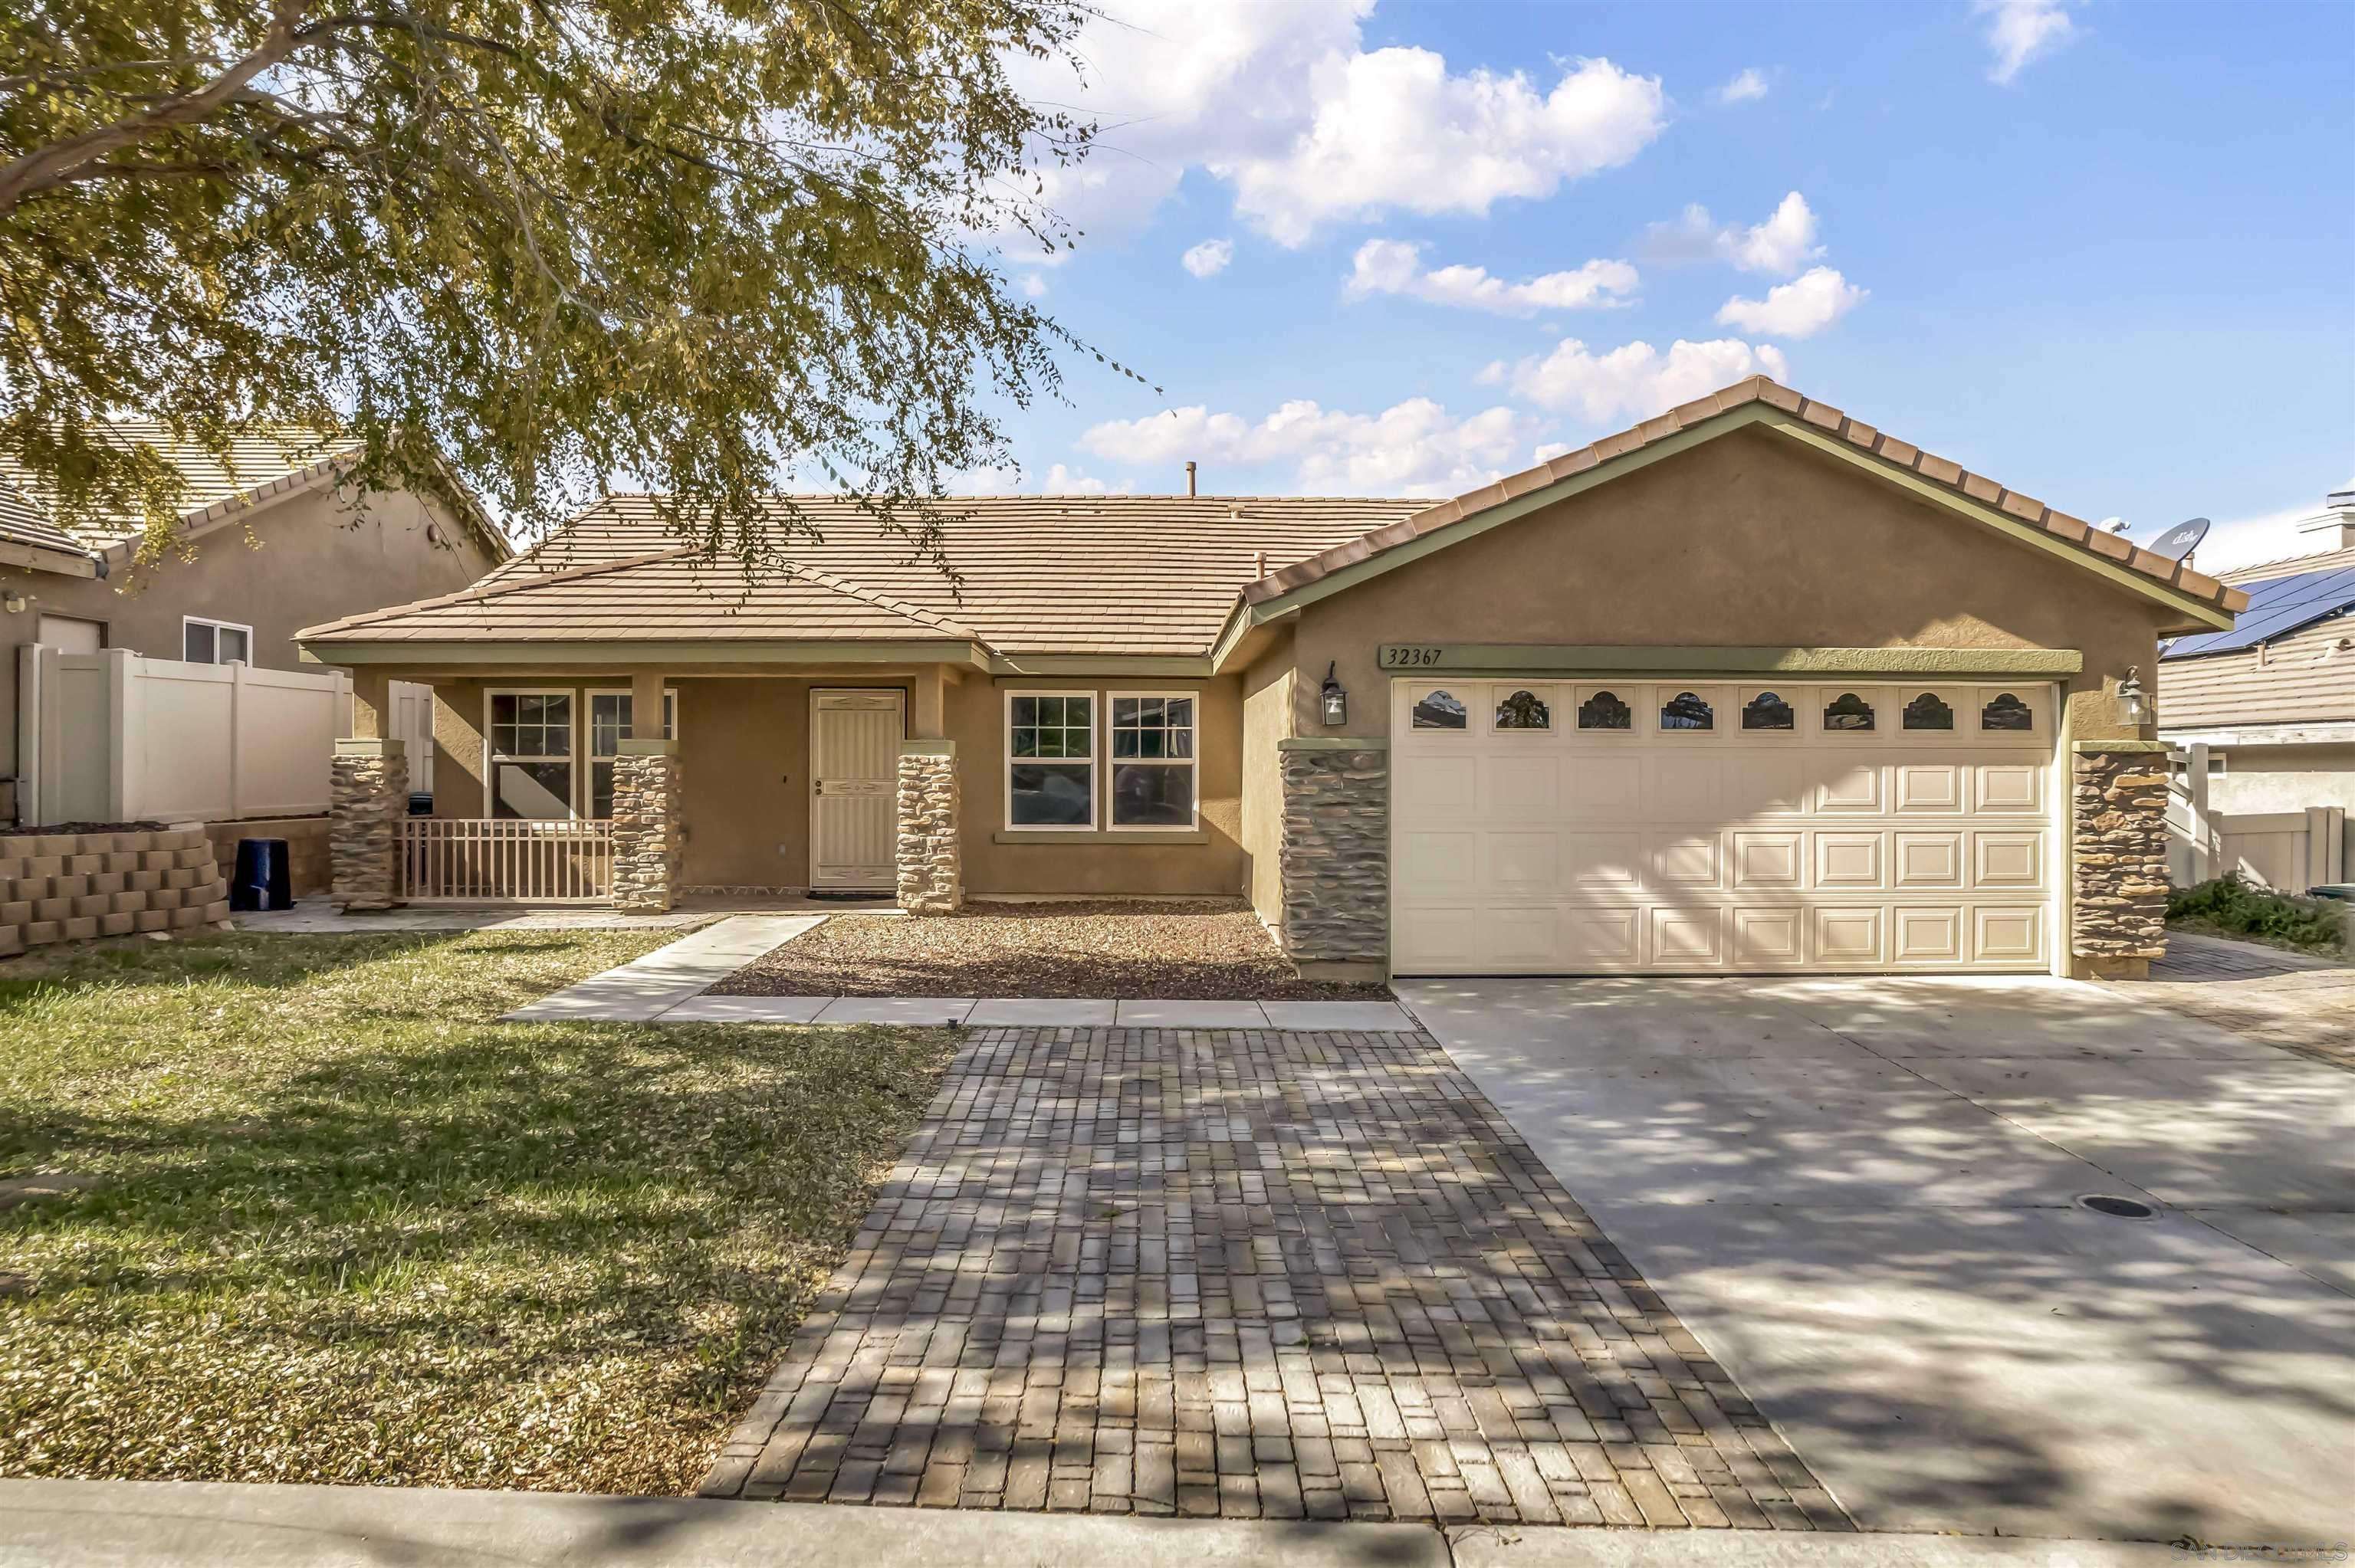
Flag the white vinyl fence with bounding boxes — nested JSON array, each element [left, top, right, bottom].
[[2169, 743, 2350, 893], [15, 645, 432, 827]]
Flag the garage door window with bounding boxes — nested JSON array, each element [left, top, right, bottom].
[[1494, 689, 1550, 730], [1578, 691, 1632, 730], [1660, 691, 1715, 730], [1411, 690, 1467, 729], [1981, 692, 2034, 731], [1825, 692, 1876, 731], [1742, 691, 1795, 730], [1903, 693, 1955, 730]]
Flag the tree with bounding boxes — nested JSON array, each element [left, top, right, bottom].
[[0, 0, 1134, 566]]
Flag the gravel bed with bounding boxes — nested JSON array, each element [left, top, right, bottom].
[[708, 898, 1390, 999]]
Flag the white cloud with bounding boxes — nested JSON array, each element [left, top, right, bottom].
[[1003, 5, 1666, 249], [2196, 481, 2355, 572], [1641, 191, 1821, 277], [1979, 0, 2077, 84], [1714, 266, 1866, 338], [1486, 336, 1792, 425], [1080, 396, 1529, 497], [1018, 272, 1048, 298], [1181, 238, 1234, 278], [945, 461, 1128, 496], [1714, 68, 1769, 105], [1342, 239, 1637, 315]]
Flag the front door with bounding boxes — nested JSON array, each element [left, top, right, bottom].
[[810, 688, 905, 891]]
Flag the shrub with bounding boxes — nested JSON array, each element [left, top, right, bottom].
[[2167, 874, 2348, 953]]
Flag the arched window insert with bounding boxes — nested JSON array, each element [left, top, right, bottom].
[[1903, 693, 1955, 731], [1495, 690, 1551, 730], [1412, 690, 1468, 730], [1824, 692, 1876, 732], [1660, 691, 1715, 730], [1742, 691, 1795, 730], [1578, 691, 1632, 730], [1981, 693, 2035, 731]]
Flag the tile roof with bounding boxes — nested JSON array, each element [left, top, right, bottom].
[[1240, 377, 2248, 618], [0, 423, 353, 549], [301, 493, 1425, 655], [0, 486, 92, 563], [2218, 542, 2355, 585]]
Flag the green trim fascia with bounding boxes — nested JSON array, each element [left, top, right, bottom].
[[987, 654, 1214, 677], [1763, 418, 2236, 631], [898, 739, 956, 758], [298, 638, 988, 669], [1375, 645, 2084, 677], [2071, 739, 2171, 753], [1276, 736, 1390, 751], [991, 829, 1209, 846], [1227, 407, 1782, 645]]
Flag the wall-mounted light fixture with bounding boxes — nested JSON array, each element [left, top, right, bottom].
[[1319, 661, 1348, 727], [2, 590, 27, 615], [2117, 665, 2147, 729]]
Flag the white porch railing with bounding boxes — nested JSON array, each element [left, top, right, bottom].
[[398, 818, 614, 904]]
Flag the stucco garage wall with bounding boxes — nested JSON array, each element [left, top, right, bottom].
[[951, 674, 1246, 897], [1283, 428, 2175, 743]]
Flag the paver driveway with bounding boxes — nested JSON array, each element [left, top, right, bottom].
[[704, 1028, 1846, 1527], [1400, 976, 2355, 1545]]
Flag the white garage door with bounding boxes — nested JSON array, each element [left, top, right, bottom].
[[1391, 679, 2058, 974]]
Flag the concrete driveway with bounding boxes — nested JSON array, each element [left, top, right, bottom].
[[1397, 974, 2355, 1545]]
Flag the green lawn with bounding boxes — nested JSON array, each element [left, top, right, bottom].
[[0, 930, 957, 1494]]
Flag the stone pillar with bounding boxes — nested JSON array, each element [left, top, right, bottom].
[[2071, 743, 2171, 980], [330, 738, 408, 911], [610, 740, 682, 914], [1277, 737, 1388, 981], [895, 740, 962, 914]]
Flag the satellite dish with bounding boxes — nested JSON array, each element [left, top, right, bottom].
[[2150, 517, 2211, 562]]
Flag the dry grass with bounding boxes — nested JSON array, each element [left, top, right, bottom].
[[0, 930, 957, 1493], [709, 898, 1389, 999]]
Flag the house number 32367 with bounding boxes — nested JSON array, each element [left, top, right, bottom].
[[1381, 646, 1444, 668]]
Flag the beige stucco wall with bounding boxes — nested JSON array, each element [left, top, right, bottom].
[[1284, 428, 2176, 746], [1, 484, 499, 782], [1240, 642, 1295, 925], [2202, 743, 2355, 815]]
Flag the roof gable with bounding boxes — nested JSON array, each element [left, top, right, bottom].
[[1227, 379, 2243, 652]]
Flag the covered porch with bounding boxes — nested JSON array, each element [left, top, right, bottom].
[[322, 658, 970, 916]]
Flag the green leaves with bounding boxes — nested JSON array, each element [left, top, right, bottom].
[[0, 0, 1115, 566]]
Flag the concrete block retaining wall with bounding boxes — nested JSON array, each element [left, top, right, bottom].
[[0, 827, 231, 958]]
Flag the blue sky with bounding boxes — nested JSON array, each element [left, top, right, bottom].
[[967, 0, 2353, 570]]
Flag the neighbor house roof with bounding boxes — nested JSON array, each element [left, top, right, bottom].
[[301, 376, 2245, 668], [0, 487, 97, 574], [300, 494, 1424, 658]]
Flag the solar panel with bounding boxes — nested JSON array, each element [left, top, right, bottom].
[[2163, 566, 2355, 658]]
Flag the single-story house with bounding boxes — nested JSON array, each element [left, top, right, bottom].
[[2, 424, 510, 822], [297, 378, 2245, 981]]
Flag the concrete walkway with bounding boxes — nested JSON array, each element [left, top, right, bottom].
[[505, 916, 1420, 1030], [0, 1478, 2199, 1568], [1399, 975, 2355, 1545]]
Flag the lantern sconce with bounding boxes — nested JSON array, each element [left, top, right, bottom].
[[2117, 665, 2147, 729], [1319, 661, 1348, 727]]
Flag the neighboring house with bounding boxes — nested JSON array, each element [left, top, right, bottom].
[[2158, 490, 2355, 812], [298, 378, 2245, 982], [2, 424, 511, 819]]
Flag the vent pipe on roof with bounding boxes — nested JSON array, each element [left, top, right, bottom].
[[2298, 490, 2355, 552], [1253, 549, 1267, 579], [1185, 461, 1197, 498]]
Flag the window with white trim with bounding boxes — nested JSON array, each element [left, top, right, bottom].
[[182, 615, 252, 664], [487, 690, 576, 818], [1007, 691, 1095, 828], [588, 690, 678, 818], [1109, 694, 1196, 828]]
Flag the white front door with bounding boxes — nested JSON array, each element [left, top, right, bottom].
[[1390, 678, 2061, 974], [810, 688, 904, 890]]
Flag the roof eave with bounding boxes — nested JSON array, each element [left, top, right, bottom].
[[297, 636, 994, 670], [0, 538, 99, 578]]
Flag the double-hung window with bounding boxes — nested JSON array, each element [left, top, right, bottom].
[[182, 615, 252, 664], [588, 690, 677, 818], [1109, 694, 1196, 828], [1007, 692, 1096, 828], [488, 690, 576, 818]]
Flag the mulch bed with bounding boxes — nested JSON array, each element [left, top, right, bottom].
[[708, 898, 1390, 999]]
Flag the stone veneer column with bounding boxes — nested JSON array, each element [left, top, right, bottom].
[[610, 740, 683, 914], [2071, 743, 2171, 980], [1277, 737, 1389, 980], [896, 740, 962, 914], [330, 738, 408, 911]]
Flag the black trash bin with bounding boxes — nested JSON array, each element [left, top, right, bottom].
[[231, 838, 294, 912]]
